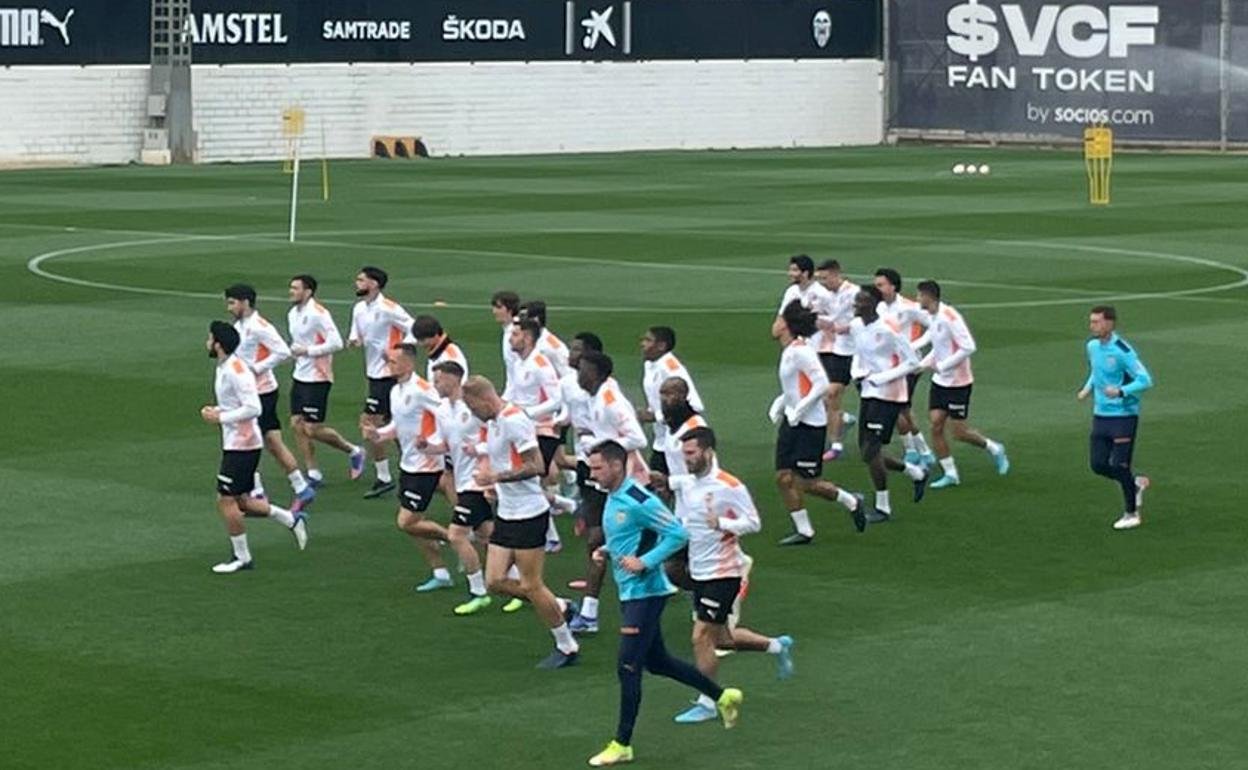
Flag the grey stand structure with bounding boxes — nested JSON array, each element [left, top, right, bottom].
[[143, 0, 194, 164]]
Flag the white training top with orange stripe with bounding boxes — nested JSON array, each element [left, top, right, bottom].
[[537, 328, 570, 378], [510, 348, 563, 438], [288, 299, 343, 384], [661, 414, 709, 478], [426, 337, 469, 383], [818, 280, 860, 356], [374, 375, 445, 474], [436, 397, 489, 493], [879, 294, 931, 347], [234, 311, 291, 395], [215, 354, 263, 451], [483, 404, 548, 521], [778, 338, 829, 427], [588, 380, 650, 485], [850, 316, 920, 403], [670, 459, 761, 581], [924, 302, 977, 388], [349, 293, 415, 380], [643, 352, 705, 452]]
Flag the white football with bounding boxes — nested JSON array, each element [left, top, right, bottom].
[[964, 163, 979, 175], [952, 164, 966, 175], [979, 164, 991, 175]]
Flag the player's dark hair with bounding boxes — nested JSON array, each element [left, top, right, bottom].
[[574, 332, 604, 353], [789, 254, 815, 277], [491, 290, 520, 314], [516, 317, 542, 343], [224, 283, 257, 307], [519, 300, 548, 327], [432, 360, 465, 378], [781, 299, 818, 338], [681, 426, 717, 450], [209, 320, 240, 354], [818, 259, 841, 272], [875, 268, 902, 291], [411, 315, 443, 340], [648, 325, 676, 352], [861, 285, 884, 305], [580, 350, 614, 379], [1091, 304, 1117, 321], [590, 440, 628, 465], [360, 266, 388, 289], [917, 280, 941, 300], [292, 274, 318, 294]]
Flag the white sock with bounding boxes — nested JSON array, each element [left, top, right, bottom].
[[789, 508, 814, 537], [875, 490, 891, 513], [467, 570, 486, 597], [546, 517, 560, 543], [551, 622, 579, 655], [902, 433, 917, 453], [912, 432, 932, 455], [766, 638, 782, 654], [551, 494, 577, 514], [835, 489, 858, 510], [268, 504, 295, 528], [697, 693, 717, 709], [375, 460, 392, 483], [507, 564, 521, 580], [230, 533, 252, 563], [985, 439, 1003, 456], [349, 444, 362, 455], [904, 462, 926, 481], [288, 470, 308, 494], [307, 468, 323, 483], [940, 457, 959, 477], [831, 441, 844, 452], [253, 473, 266, 495], [433, 567, 451, 582], [841, 411, 857, 425], [581, 596, 600, 620]]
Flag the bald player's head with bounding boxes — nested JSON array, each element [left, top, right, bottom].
[[461, 375, 502, 421], [660, 377, 689, 400]]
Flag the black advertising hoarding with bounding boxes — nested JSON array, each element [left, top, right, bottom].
[[0, 0, 881, 65], [889, 0, 1231, 141], [0, 1, 148, 65]]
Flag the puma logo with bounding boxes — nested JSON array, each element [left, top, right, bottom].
[[39, 7, 72, 45]]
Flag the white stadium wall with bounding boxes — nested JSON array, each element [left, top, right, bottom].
[[1, 59, 883, 166]]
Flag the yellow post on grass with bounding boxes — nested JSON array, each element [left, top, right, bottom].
[[281, 106, 306, 174], [1084, 125, 1113, 205]]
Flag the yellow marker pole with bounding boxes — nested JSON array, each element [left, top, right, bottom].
[[1083, 125, 1113, 205]]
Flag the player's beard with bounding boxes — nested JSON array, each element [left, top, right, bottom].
[[355, 288, 369, 297], [663, 402, 695, 432]]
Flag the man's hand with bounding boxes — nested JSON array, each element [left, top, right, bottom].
[[618, 555, 646, 574], [637, 407, 654, 423], [591, 547, 608, 566], [784, 406, 800, 427], [290, 344, 308, 357], [362, 424, 379, 441], [347, 338, 362, 349], [1077, 387, 1091, 401], [1103, 386, 1122, 399], [200, 405, 221, 424], [768, 396, 785, 425], [415, 435, 428, 450], [473, 469, 498, 488]]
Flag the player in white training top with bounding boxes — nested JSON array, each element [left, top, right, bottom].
[[668, 427, 795, 724], [813, 259, 860, 461], [201, 321, 307, 575], [771, 300, 868, 545], [771, 254, 832, 341], [914, 280, 1010, 489], [224, 283, 315, 513], [461, 376, 580, 670], [637, 325, 704, 481], [873, 268, 935, 468], [348, 266, 415, 500], [491, 290, 522, 399], [285, 274, 366, 488]]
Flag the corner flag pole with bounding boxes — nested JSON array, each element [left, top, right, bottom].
[[321, 117, 330, 202], [288, 141, 301, 243]]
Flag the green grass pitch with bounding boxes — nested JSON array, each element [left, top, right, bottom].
[[1, 146, 1246, 770]]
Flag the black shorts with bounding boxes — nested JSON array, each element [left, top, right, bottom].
[[491, 512, 550, 550], [929, 383, 973, 421], [693, 578, 742, 625], [774, 422, 824, 479], [217, 449, 261, 497], [820, 352, 854, 386], [538, 435, 561, 473], [290, 380, 331, 423], [903, 371, 922, 408], [859, 398, 903, 448], [364, 376, 396, 418], [648, 449, 670, 478], [451, 490, 493, 529], [575, 461, 608, 528], [258, 390, 281, 433], [398, 471, 442, 513]]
